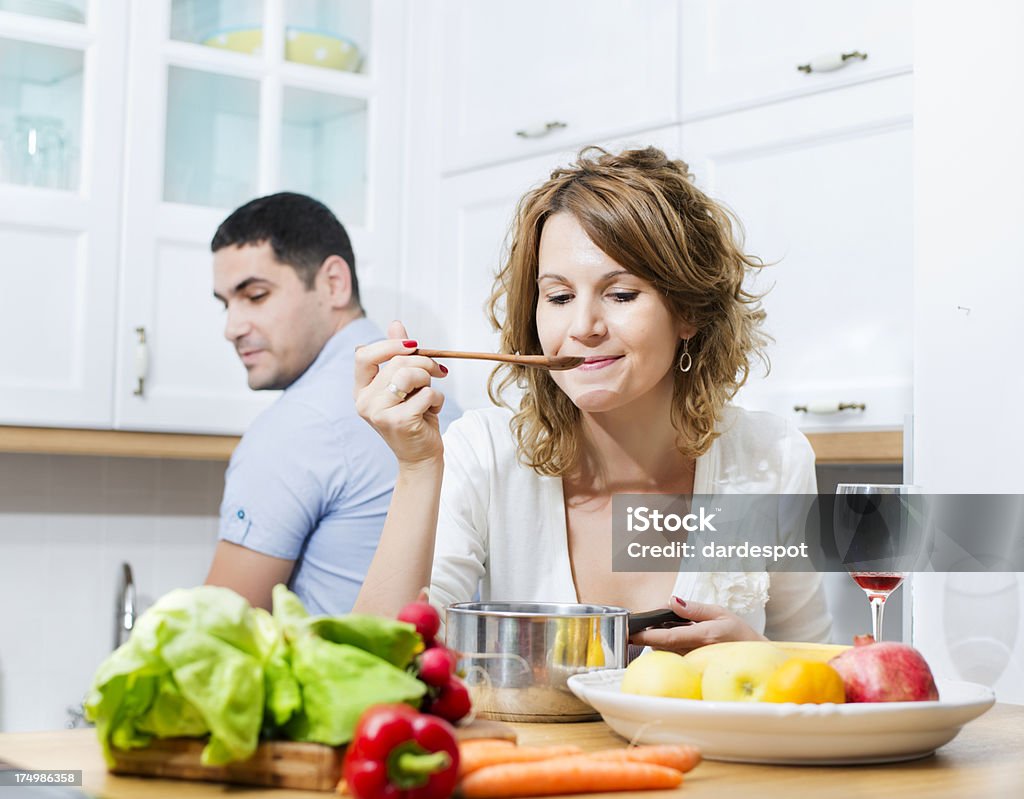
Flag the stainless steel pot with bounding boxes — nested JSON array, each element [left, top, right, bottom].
[[445, 602, 686, 722]]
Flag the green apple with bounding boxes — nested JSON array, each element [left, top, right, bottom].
[[620, 650, 703, 699], [699, 642, 790, 702]]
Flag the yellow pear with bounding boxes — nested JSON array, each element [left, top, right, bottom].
[[699, 642, 791, 702], [620, 650, 703, 699]]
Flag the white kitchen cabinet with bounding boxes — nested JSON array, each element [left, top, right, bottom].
[[680, 74, 913, 432], [113, 0, 408, 433], [680, 0, 912, 119], [0, 2, 128, 427], [439, 0, 678, 175], [426, 127, 680, 412], [0, 0, 407, 435]]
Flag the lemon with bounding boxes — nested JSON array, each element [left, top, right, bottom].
[[620, 651, 702, 699], [762, 658, 846, 704]]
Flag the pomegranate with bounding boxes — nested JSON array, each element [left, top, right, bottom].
[[829, 636, 939, 702]]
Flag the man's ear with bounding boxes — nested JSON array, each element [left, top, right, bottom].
[[319, 255, 353, 309]]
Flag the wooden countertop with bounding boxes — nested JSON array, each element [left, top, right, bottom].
[[2, 700, 1024, 794], [2, 705, 1023, 799], [0, 426, 902, 464]]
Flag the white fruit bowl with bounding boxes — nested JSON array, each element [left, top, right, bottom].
[[568, 670, 995, 765]]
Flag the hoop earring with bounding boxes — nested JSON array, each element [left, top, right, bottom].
[[678, 339, 693, 373]]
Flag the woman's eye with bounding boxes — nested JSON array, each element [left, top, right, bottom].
[[249, 293, 268, 303], [609, 291, 639, 303], [546, 293, 573, 305]]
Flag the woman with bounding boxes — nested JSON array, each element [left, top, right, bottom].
[[353, 147, 831, 652]]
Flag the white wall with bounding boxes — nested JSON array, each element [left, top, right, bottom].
[[0, 454, 222, 731], [912, 0, 1024, 703]]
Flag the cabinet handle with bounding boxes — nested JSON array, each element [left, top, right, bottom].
[[515, 121, 568, 139], [794, 401, 866, 414], [797, 51, 868, 74], [133, 326, 148, 397]]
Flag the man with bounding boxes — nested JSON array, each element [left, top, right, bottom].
[[204, 192, 458, 613]]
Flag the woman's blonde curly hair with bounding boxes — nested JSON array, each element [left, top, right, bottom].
[[486, 146, 769, 477]]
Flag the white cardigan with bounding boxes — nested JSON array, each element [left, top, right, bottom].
[[430, 405, 832, 643]]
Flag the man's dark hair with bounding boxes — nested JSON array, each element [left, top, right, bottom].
[[211, 192, 359, 303]]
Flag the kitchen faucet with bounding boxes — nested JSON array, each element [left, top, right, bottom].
[[67, 562, 137, 729], [115, 562, 135, 650]]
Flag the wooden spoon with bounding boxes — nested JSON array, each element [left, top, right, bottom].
[[416, 349, 584, 371]]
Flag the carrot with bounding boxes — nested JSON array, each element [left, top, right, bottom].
[[459, 757, 683, 798], [459, 742, 584, 776], [459, 738, 517, 753], [584, 744, 702, 774]]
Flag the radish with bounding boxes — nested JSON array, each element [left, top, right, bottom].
[[397, 600, 440, 644], [427, 676, 472, 723], [419, 646, 457, 687]]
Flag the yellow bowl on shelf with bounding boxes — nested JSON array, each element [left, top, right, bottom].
[[201, 27, 362, 73], [287, 28, 361, 72], [202, 27, 263, 55]]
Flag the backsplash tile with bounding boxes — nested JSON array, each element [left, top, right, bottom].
[[0, 453, 223, 732]]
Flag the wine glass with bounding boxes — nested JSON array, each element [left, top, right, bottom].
[[834, 484, 921, 641]]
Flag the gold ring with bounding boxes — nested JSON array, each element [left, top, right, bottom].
[[386, 382, 408, 401]]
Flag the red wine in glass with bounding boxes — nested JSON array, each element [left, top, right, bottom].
[[851, 572, 905, 596], [849, 571, 906, 640]]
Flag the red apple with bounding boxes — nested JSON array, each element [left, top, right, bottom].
[[829, 636, 939, 702]]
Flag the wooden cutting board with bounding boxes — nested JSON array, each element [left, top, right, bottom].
[[110, 719, 517, 792]]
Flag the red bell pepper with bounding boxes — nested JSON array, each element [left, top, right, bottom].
[[342, 704, 460, 799]]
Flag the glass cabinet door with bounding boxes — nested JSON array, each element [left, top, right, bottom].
[[0, 0, 86, 24], [284, 0, 370, 73], [0, 38, 83, 191], [170, 0, 263, 48], [163, 67, 260, 208], [0, 0, 128, 427], [281, 87, 367, 225], [170, 0, 369, 73], [158, 0, 373, 214], [116, 0, 401, 433]]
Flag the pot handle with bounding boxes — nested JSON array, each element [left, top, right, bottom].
[[627, 608, 692, 636]]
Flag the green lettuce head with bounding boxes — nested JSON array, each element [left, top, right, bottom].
[[86, 585, 426, 766]]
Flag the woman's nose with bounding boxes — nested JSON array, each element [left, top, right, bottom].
[[568, 298, 607, 341]]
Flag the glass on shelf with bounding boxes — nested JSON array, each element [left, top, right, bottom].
[[280, 87, 367, 226], [163, 66, 259, 209], [0, 37, 82, 190], [170, 0, 263, 49], [284, 0, 370, 73], [0, 0, 85, 24]]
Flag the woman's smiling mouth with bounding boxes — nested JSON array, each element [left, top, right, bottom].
[[577, 355, 624, 371]]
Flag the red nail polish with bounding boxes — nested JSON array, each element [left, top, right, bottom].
[[672, 595, 687, 607], [439, 364, 448, 375], [402, 340, 417, 348]]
